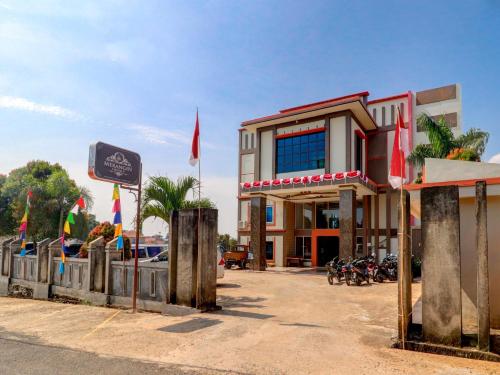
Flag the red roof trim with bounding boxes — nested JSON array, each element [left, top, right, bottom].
[[367, 93, 408, 105], [279, 91, 369, 114], [241, 95, 367, 126]]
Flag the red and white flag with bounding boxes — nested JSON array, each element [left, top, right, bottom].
[[388, 108, 409, 189], [189, 111, 200, 166]]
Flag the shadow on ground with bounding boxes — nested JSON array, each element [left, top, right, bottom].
[[216, 295, 266, 309], [158, 318, 223, 333]]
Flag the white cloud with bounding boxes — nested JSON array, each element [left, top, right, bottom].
[[0, 96, 79, 119], [127, 124, 191, 146], [489, 154, 500, 164]]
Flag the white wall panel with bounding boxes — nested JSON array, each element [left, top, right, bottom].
[[260, 130, 273, 180], [331, 116, 346, 172]]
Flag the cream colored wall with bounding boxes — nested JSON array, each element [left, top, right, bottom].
[[414, 85, 462, 146], [239, 235, 250, 245], [239, 200, 250, 228], [367, 98, 409, 127], [266, 235, 284, 267], [330, 115, 346, 172], [425, 159, 500, 184], [276, 119, 324, 136], [240, 129, 256, 150], [267, 199, 284, 229], [240, 153, 255, 183], [260, 130, 273, 180], [459, 195, 500, 329]]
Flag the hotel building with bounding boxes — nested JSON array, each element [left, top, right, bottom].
[[237, 84, 462, 267]]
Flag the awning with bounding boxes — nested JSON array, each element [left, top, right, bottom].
[[240, 170, 377, 201]]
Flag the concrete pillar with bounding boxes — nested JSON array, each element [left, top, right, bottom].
[[176, 209, 199, 307], [104, 238, 122, 297], [36, 239, 50, 284], [167, 210, 179, 304], [0, 237, 15, 296], [398, 191, 412, 342], [87, 236, 105, 293], [339, 186, 356, 259], [33, 238, 50, 300], [374, 194, 380, 263], [283, 201, 295, 262], [250, 196, 266, 271], [47, 238, 63, 288], [421, 185, 462, 347], [363, 196, 370, 256], [196, 208, 218, 311], [9, 239, 21, 277], [476, 181, 490, 351]]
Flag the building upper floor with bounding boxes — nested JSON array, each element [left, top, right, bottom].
[[238, 84, 462, 190]]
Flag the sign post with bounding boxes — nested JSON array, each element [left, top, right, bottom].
[[89, 142, 142, 313]]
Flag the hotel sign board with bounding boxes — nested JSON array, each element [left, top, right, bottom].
[[88, 142, 141, 186]]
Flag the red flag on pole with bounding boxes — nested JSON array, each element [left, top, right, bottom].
[[189, 111, 200, 166], [388, 108, 409, 189]]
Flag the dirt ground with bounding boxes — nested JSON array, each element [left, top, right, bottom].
[[0, 269, 499, 374]]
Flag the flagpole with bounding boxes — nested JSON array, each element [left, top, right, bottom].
[[398, 107, 406, 350]]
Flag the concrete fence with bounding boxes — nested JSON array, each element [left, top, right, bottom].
[[0, 235, 168, 312], [0, 208, 218, 314], [419, 182, 500, 354]]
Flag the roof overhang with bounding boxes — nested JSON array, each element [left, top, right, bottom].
[[240, 172, 377, 202], [241, 97, 377, 132]]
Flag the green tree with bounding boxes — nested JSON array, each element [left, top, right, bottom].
[[46, 170, 94, 237], [141, 176, 216, 228], [407, 114, 489, 171], [217, 233, 237, 251], [0, 174, 16, 235], [1, 160, 94, 240]]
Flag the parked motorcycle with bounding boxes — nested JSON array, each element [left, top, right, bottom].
[[326, 257, 347, 284], [374, 254, 398, 282], [350, 258, 370, 285], [326, 257, 338, 285], [341, 260, 352, 286]]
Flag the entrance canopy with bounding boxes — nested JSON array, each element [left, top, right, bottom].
[[240, 170, 377, 201]]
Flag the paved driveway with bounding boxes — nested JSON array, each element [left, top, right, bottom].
[[0, 269, 498, 374]]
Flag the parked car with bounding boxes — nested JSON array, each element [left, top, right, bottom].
[[132, 244, 168, 260], [64, 239, 84, 258], [23, 242, 36, 256]]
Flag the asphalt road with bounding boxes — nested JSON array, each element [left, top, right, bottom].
[[0, 337, 219, 375]]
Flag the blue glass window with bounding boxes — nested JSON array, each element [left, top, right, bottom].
[[266, 206, 273, 223], [276, 131, 325, 174]]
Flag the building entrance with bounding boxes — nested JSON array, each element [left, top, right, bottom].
[[316, 236, 339, 266]]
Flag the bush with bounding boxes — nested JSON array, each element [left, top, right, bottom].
[[79, 221, 131, 259]]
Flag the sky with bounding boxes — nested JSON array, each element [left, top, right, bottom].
[[0, 0, 499, 237]]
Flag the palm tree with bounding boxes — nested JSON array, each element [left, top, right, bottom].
[[141, 176, 216, 228], [407, 113, 489, 170]]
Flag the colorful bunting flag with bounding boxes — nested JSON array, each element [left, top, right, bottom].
[[19, 191, 32, 257], [112, 184, 124, 250], [59, 196, 86, 274]]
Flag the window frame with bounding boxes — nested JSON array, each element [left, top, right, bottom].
[[275, 130, 326, 174], [266, 204, 275, 225]]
